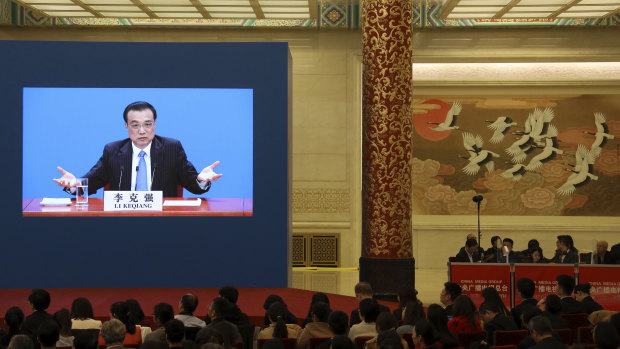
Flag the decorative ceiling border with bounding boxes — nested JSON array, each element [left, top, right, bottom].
[[1, 0, 618, 28]]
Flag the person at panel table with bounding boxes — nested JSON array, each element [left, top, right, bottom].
[[53, 101, 222, 198], [551, 235, 579, 264], [454, 238, 481, 263]]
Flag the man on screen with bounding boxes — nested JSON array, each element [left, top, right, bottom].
[[53, 101, 222, 197]]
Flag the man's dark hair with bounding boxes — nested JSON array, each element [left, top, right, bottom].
[[503, 238, 514, 247], [522, 307, 543, 326], [358, 298, 380, 323], [37, 320, 60, 347], [528, 315, 553, 336], [443, 282, 462, 301], [73, 332, 99, 349], [377, 330, 403, 349], [594, 322, 620, 349], [465, 238, 478, 248], [219, 287, 239, 304], [71, 297, 94, 319], [517, 278, 536, 299], [210, 297, 232, 319], [311, 301, 331, 322], [165, 319, 186, 343], [413, 320, 434, 346], [544, 295, 562, 315], [327, 310, 349, 335], [153, 303, 174, 325], [123, 101, 157, 123], [376, 312, 398, 332], [181, 294, 199, 314], [574, 283, 592, 295], [28, 289, 51, 311], [479, 302, 499, 314], [556, 274, 575, 295], [8, 335, 34, 349]]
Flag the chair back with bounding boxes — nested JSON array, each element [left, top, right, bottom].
[[457, 331, 487, 349], [489, 346, 517, 349], [561, 313, 588, 342], [258, 338, 297, 349], [493, 330, 528, 346], [579, 252, 592, 264], [553, 329, 573, 345], [235, 341, 244, 349], [310, 337, 331, 349], [401, 333, 414, 349], [354, 336, 374, 349], [577, 326, 594, 344]]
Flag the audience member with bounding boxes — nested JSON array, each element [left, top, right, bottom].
[[36, 321, 59, 349], [426, 305, 458, 348], [392, 286, 415, 321], [481, 287, 510, 317], [348, 299, 379, 341], [455, 238, 481, 263], [302, 293, 330, 328], [297, 302, 332, 349], [198, 298, 241, 349], [483, 236, 502, 263], [396, 300, 425, 336], [447, 295, 482, 334], [164, 319, 185, 349], [100, 319, 128, 349], [497, 238, 518, 263], [103, 302, 141, 346], [411, 320, 436, 349], [144, 303, 174, 344], [194, 327, 224, 348], [175, 294, 206, 328], [262, 295, 297, 326], [594, 241, 615, 264], [1, 307, 25, 347], [512, 278, 538, 329], [537, 295, 569, 329], [331, 336, 356, 349], [479, 302, 517, 345], [556, 274, 586, 314], [610, 242, 620, 264], [376, 330, 404, 349], [72, 331, 99, 349], [349, 283, 390, 326], [258, 302, 302, 340], [21, 289, 54, 337], [8, 335, 33, 349], [218, 286, 250, 326], [552, 235, 578, 264], [593, 321, 620, 349], [439, 282, 462, 317], [574, 283, 603, 314], [125, 299, 151, 342], [518, 239, 540, 262], [314, 310, 349, 349], [364, 313, 408, 349], [53, 308, 74, 347], [527, 316, 565, 349], [70, 298, 102, 330]]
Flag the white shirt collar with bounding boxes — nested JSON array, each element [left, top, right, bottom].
[[131, 141, 152, 158]]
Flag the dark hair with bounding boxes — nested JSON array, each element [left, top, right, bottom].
[[195, 327, 225, 347], [125, 299, 145, 323], [210, 297, 231, 319], [53, 308, 72, 336], [5, 306, 25, 336], [556, 274, 575, 295], [574, 283, 592, 295], [328, 310, 349, 336], [528, 239, 540, 250], [376, 330, 403, 349], [28, 289, 51, 311], [153, 303, 175, 326], [465, 238, 478, 248], [452, 295, 478, 329], [490, 236, 501, 246], [528, 315, 553, 336], [479, 302, 500, 314], [330, 336, 357, 349], [110, 301, 138, 334], [71, 297, 94, 320], [305, 292, 330, 322], [37, 320, 60, 347], [557, 235, 576, 251], [594, 322, 620, 349], [142, 342, 169, 349], [123, 101, 157, 123], [165, 319, 186, 343], [443, 282, 462, 301], [73, 332, 99, 349], [396, 285, 418, 308], [261, 339, 286, 349], [8, 335, 34, 349], [219, 287, 239, 304], [358, 298, 380, 323], [181, 294, 199, 314], [426, 304, 459, 348], [481, 287, 510, 316], [610, 313, 620, 334], [402, 301, 425, 326], [354, 282, 374, 296], [413, 320, 434, 346], [516, 278, 536, 299], [531, 246, 545, 262], [311, 301, 331, 323], [263, 294, 285, 311], [267, 302, 288, 338], [544, 295, 562, 315], [503, 238, 514, 246], [376, 312, 398, 332], [522, 307, 543, 326]]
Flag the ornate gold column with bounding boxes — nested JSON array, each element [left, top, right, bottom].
[[360, 0, 414, 297]]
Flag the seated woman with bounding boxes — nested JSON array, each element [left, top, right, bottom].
[[263, 295, 298, 326], [258, 302, 302, 340], [481, 287, 510, 318], [575, 283, 603, 314], [531, 246, 550, 264], [0, 307, 25, 347], [447, 295, 483, 333], [396, 300, 425, 336], [71, 297, 102, 330], [126, 299, 152, 342], [426, 304, 459, 348], [54, 308, 74, 347], [98, 301, 142, 347], [302, 293, 330, 328]]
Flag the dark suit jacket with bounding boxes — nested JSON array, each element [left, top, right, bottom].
[[594, 252, 616, 264], [455, 249, 480, 263], [485, 313, 518, 345], [511, 298, 538, 329], [610, 243, 620, 264], [580, 296, 602, 314], [560, 297, 586, 314], [552, 250, 579, 264], [543, 312, 569, 329], [82, 136, 210, 197], [349, 304, 390, 327], [530, 336, 566, 349], [21, 311, 54, 336]]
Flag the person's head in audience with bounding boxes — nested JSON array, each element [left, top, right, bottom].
[[396, 285, 418, 309], [574, 283, 593, 302], [521, 307, 543, 330], [327, 310, 349, 336], [440, 282, 462, 307], [306, 292, 330, 321], [503, 238, 514, 253], [37, 320, 60, 349], [412, 320, 434, 348], [219, 287, 239, 304], [401, 300, 424, 326], [111, 301, 138, 334], [481, 287, 507, 312], [376, 329, 403, 349], [165, 319, 185, 348], [54, 308, 72, 337], [358, 298, 380, 324], [516, 278, 536, 300], [354, 282, 374, 302], [452, 295, 478, 327], [101, 319, 126, 347], [153, 303, 175, 328], [260, 339, 285, 349], [179, 294, 199, 315], [528, 315, 553, 343], [531, 247, 544, 263], [8, 335, 34, 349], [208, 297, 231, 321], [427, 304, 449, 332], [28, 289, 51, 313], [556, 274, 575, 297], [539, 294, 562, 315], [195, 326, 225, 347], [375, 312, 397, 333], [267, 302, 289, 338], [71, 297, 94, 320], [464, 238, 479, 255], [125, 299, 145, 324], [5, 306, 25, 335], [594, 322, 620, 349], [596, 241, 609, 256], [73, 333, 99, 349], [141, 341, 169, 349], [311, 301, 331, 323], [479, 302, 500, 324], [330, 336, 356, 349], [263, 294, 286, 311]]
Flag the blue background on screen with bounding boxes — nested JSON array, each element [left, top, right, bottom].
[[23, 87, 253, 198], [0, 40, 289, 289]]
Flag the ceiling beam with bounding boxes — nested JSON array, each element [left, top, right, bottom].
[[73, 0, 103, 17], [549, 0, 581, 19], [249, 0, 265, 19], [438, 0, 459, 20], [189, 0, 212, 19], [494, 0, 521, 19], [308, 0, 318, 19], [128, 0, 158, 18]]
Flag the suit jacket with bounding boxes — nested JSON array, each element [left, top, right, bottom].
[[530, 336, 566, 349], [484, 313, 518, 345], [580, 296, 602, 314], [82, 136, 210, 197], [552, 250, 579, 264], [594, 252, 616, 264], [350, 304, 391, 326], [560, 297, 586, 314], [455, 249, 480, 263], [511, 298, 538, 329], [610, 243, 620, 264]]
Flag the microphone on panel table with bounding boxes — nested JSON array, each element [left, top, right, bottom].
[[118, 165, 124, 191]]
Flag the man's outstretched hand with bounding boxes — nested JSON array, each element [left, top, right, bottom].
[[198, 161, 223, 183], [53, 166, 77, 188]]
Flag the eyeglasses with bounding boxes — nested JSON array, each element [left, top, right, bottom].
[[128, 122, 154, 130]]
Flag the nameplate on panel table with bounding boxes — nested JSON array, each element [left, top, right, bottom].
[[104, 191, 163, 211]]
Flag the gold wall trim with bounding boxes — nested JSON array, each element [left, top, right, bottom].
[[293, 188, 350, 213]]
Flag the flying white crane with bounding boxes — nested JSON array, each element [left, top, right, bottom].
[[500, 163, 527, 182], [427, 101, 462, 131], [486, 116, 517, 144], [460, 132, 500, 175], [557, 145, 600, 196], [525, 136, 564, 171], [584, 112, 615, 150]]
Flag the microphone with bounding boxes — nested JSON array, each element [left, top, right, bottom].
[[118, 165, 124, 191], [472, 195, 484, 203]]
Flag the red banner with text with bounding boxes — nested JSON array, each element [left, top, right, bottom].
[[450, 263, 511, 308], [513, 264, 575, 306], [579, 265, 620, 311]]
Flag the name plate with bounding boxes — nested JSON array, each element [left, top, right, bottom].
[[104, 191, 163, 211]]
